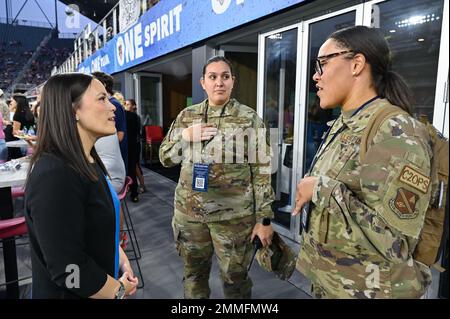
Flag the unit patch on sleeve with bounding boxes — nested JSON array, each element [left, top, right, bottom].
[[389, 187, 419, 219], [398, 165, 430, 194]]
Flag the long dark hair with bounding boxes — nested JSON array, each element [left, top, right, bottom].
[[13, 94, 34, 122], [126, 99, 136, 107], [329, 26, 413, 115], [28, 73, 107, 182]]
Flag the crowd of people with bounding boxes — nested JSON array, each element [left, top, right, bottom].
[[0, 39, 72, 90], [0, 26, 442, 299], [21, 45, 72, 86], [0, 42, 33, 89]]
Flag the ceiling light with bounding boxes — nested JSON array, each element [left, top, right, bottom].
[[409, 15, 425, 24]]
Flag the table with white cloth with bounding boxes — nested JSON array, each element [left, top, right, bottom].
[[0, 158, 29, 298], [6, 140, 30, 148]]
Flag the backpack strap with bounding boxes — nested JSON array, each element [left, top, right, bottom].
[[359, 104, 408, 163]]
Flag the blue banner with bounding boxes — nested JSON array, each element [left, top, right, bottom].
[[77, 0, 305, 74]]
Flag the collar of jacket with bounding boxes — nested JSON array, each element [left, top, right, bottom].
[[339, 98, 392, 134], [192, 98, 241, 118]]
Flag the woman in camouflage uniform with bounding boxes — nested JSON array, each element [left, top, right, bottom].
[[160, 56, 275, 299], [293, 26, 432, 298]]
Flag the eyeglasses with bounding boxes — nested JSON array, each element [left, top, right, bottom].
[[314, 50, 354, 76]]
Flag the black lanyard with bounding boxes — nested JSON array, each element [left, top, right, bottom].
[[306, 96, 379, 175], [202, 101, 227, 149], [204, 101, 228, 123]]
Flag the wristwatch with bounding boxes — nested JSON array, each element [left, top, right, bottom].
[[114, 281, 126, 299], [260, 218, 271, 226]]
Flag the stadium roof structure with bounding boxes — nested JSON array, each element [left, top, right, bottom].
[[59, 0, 119, 24]]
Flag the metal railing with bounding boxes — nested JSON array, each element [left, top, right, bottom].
[[59, 32, 78, 39], [11, 83, 35, 93], [0, 17, 53, 29], [0, 18, 77, 40], [54, 0, 160, 75]]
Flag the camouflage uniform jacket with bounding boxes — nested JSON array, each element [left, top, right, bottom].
[[297, 98, 433, 298], [159, 98, 275, 223]]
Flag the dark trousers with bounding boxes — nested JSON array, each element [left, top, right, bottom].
[[128, 144, 138, 198]]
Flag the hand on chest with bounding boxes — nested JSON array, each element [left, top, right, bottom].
[[182, 114, 256, 164]]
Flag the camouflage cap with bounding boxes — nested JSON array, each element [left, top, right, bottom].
[[255, 232, 296, 280]]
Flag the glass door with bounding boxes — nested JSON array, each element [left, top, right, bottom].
[[364, 0, 447, 133], [219, 46, 258, 110], [134, 72, 163, 127], [258, 25, 301, 239]]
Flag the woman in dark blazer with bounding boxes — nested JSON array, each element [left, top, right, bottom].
[[25, 73, 138, 299]]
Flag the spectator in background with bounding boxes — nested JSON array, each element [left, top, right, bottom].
[[124, 98, 141, 202], [25, 102, 40, 147], [32, 101, 40, 121], [92, 72, 128, 173], [0, 89, 10, 160], [94, 135, 126, 194], [113, 92, 126, 107], [3, 98, 16, 143], [0, 111, 7, 162], [31, 89, 42, 122], [8, 98, 16, 122], [7, 94, 34, 158], [11, 94, 35, 135], [0, 89, 9, 125], [126, 99, 146, 194]]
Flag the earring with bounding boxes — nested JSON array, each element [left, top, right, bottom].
[[75, 115, 80, 121], [352, 72, 356, 76]]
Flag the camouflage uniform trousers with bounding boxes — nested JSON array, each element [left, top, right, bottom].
[[172, 210, 255, 299]]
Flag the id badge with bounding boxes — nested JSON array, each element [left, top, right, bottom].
[[300, 202, 311, 234], [192, 163, 209, 192]]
